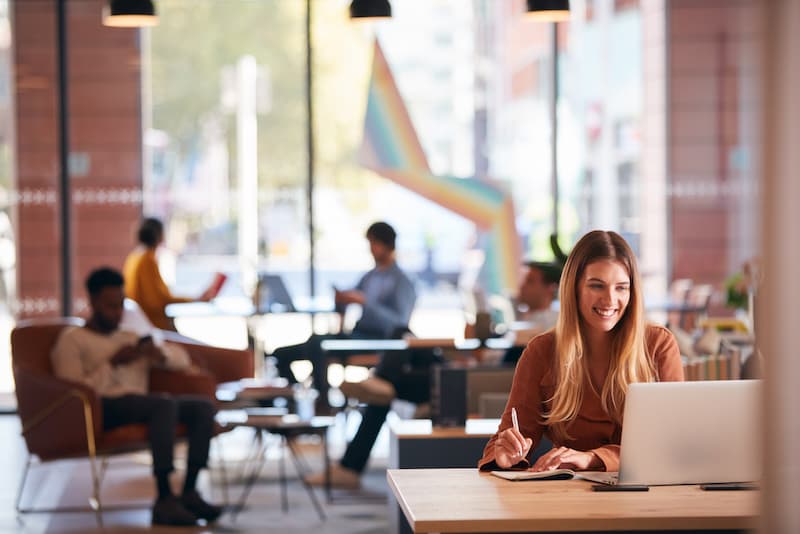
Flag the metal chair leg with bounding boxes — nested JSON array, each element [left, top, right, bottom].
[[87, 453, 104, 527], [15, 454, 149, 519], [15, 454, 32, 514]]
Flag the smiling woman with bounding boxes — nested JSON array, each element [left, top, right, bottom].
[[478, 230, 684, 475]]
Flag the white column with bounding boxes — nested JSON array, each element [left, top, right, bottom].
[[237, 55, 259, 296], [639, 0, 668, 299], [593, 0, 617, 230]]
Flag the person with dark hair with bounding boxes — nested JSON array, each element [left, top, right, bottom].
[[50, 267, 222, 526], [365, 221, 396, 250], [123, 217, 215, 330], [500, 261, 563, 365], [479, 230, 683, 473], [271, 221, 416, 413]]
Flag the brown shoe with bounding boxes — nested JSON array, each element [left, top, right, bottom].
[[340, 376, 396, 406], [305, 464, 361, 490]]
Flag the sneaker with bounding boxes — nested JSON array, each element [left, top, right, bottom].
[[305, 464, 361, 490], [152, 495, 198, 526], [340, 376, 396, 406], [181, 489, 224, 523]]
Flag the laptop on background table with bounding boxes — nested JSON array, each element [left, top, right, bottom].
[[257, 274, 296, 313]]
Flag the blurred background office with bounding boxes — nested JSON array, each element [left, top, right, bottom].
[[4, 2, 800, 530]]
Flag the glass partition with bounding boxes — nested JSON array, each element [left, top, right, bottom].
[[0, 0, 16, 409]]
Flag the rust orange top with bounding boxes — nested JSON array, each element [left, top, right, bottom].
[[478, 324, 684, 472]]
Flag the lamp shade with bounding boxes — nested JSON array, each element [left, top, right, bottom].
[[349, 0, 392, 19], [526, 0, 570, 22], [103, 0, 158, 27]]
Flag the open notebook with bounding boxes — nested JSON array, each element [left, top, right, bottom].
[[491, 469, 616, 484], [492, 379, 762, 486]]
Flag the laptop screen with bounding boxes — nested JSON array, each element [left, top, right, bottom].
[[257, 274, 296, 313]]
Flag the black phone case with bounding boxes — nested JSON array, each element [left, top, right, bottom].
[[591, 484, 649, 492]]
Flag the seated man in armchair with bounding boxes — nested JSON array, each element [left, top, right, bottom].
[[50, 267, 222, 526]]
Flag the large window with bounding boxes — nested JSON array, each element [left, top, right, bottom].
[[0, 0, 15, 406], [144, 0, 655, 344], [144, 0, 761, 347]]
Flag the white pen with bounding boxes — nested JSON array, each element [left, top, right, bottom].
[[511, 407, 522, 457]]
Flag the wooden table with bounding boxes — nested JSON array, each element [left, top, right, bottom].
[[387, 468, 759, 533]]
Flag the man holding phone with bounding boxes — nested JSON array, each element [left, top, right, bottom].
[[50, 267, 222, 526]]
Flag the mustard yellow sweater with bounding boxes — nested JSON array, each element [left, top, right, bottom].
[[122, 248, 191, 330]]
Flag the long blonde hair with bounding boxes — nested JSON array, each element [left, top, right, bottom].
[[546, 230, 655, 441]]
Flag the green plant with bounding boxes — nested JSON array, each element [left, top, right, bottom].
[[724, 272, 748, 310]]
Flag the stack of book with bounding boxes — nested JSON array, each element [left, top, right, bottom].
[[681, 343, 742, 381]]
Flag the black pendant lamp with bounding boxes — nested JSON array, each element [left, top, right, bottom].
[[103, 0, 158, 27], [349, 0, 392, 19], [526, 0, 570, 22]]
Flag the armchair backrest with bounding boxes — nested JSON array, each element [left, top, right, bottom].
[[11, 317, 85, 376]]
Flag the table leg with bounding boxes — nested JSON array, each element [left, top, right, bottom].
[[285, 435, 327, 520], [323, 430, 331, 504], [231, 429, 269, 522], [280, 436, 288, 512]]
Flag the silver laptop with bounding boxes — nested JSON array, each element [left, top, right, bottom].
[[591, 379, 762, 486]]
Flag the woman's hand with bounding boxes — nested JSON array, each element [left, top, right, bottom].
[[531, 446, 601, 472], [494, 427, 533, 469]]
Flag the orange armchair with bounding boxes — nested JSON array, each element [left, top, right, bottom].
[[11, 318, 254, 525]]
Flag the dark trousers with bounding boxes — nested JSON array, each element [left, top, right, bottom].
[[340, 349, 438, 474], [101, 393, 215, 475], [273, 333, 337, 399], [273, 332, 379, 407]]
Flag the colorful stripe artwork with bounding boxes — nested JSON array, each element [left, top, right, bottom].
[[358, 39, 521, 296]]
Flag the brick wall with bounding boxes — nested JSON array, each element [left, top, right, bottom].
[[13, 0, 142, 318]]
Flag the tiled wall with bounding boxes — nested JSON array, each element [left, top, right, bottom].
[[13, 0, 142, 318]]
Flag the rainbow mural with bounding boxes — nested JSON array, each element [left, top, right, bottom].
[[359, 40, 521, 296]]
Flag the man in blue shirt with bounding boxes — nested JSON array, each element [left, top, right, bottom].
[[272, 222, 416, 413]]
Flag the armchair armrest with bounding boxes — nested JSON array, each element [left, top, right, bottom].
[[174, 341, 254, 384], [13, 367, 102, 461]]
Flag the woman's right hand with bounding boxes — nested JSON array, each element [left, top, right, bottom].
[[494, 427, 533, 469]]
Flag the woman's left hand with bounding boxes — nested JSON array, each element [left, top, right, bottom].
[[531, 446, 601, 472]]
